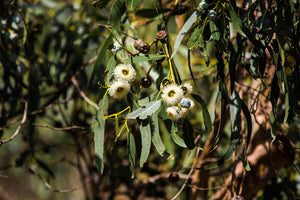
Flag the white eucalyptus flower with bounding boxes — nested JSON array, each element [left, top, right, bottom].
[[166, 106, 181, 121], [162, 84, 184, 106], [108, 81, 131, 100], [181, 82, 193, 97], [113, 63, 136, 83]]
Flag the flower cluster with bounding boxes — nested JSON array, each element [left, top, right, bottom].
[[162, 82, 195, 120], [108, 63, 136, 100]]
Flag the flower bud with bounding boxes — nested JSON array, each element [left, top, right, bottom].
[[168, 172, 180, 183], [111, 42, 122, 53], [140, 77, 152, 88], [199, 1, 209, 10], [134, 39, 150, 53], [207, 10, 217, 20], [156, 30, 168, 42]]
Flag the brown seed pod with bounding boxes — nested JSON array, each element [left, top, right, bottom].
[[140, 77, 152, 88], [134, 39, 150, 53], [168, 172, 180, 183], [174, 4, 188, 15], [156, 30, 168, 42]]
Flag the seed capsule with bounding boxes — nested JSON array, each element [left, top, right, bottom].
[[134, 39, 150, 53], [207, 10, 217, 20], [156, 30, 168, 42], [199, 1, 209, 10], [174, 4, 188, 15], [168, 172, 180, 183], [140, 77, 152, 88]]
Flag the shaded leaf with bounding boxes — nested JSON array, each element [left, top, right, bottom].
[[240, 100, 252, 150], [181, 119, 195, 149], [191, 93, 212, 133], [94, 90, 108, 174], [126, 100, 161, 120], [135, 8, 171, 18], [187, 27, 203, 50], [92, 0, 111, 9], [109, 0, 126, 27], [127, 132, 136, 178], [122, 54, 166, 63], [228, 0, 246, 37], [126, 0, 140, 10], [171, 10, 204, 58]]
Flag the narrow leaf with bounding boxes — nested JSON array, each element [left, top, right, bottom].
[[94, 90, 108, 174], [92, 0, 111, 9], [191, 93, 212, 133], [127, 132, 136, 178], [109, 0, 126, 27], [169, 121, 187, 148], [122, 54, 166, 63], [240, 100, 252, 150], [126, 100, 161, 120], [228, 0, 246, 37], [139, 119, 152, 167], [181, 119, 195, 150], [171, 10, 204, 58], [152, 110, 171, 158]]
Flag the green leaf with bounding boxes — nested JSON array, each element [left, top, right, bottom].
[[92, 0, 111, 9], [181, 119, 195, 150], [171, 10, 204, 58], [93, 35, 113, 86], [135, 8, 171, 18], [228, 0, 246, 37], [152, 110, 171, 158], [106, 56, 116, 82], [126, 0, 140, 10], [169, 121, 187, 148], [210, 20, 220, 41], [126, 100, 161, 120], [94, 90, 109, 174], [127, 132, 136, 178], [187, 27, 203, 50], [138, 119, 152, 167], [109, 0, 126, 27], [191, 93, 212, 133], [122, 54, 166, 63]]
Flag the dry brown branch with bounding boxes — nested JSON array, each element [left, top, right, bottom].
[[71, 76, 99, 110], [0, 101, 28, 147], [29, 166, 92, 193], [171, 147, 201, 200], [33, 124, 87, 131]]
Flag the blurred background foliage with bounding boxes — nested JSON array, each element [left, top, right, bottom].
[[0, 0, 299, 199]]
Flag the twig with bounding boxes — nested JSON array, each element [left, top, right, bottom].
[[171, 148, 201, 200], [0, 101, 28, 147], [30, 99, 70, 115], [33, 124, 87, 131], [29, 166, 92, 193], [71, 76, 99, 110]]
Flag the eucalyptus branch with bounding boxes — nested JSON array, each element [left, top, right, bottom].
[[0, 101, 28, 147]]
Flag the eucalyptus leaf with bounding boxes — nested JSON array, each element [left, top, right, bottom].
[[122, 54, 166, 63], [109, 0, 126, 27], [171, 10, 204, 58], [139, 119, 151, 167], [127, 132, 136, 178], [152, 110, 171, 158], [92, 0, 111, 9], [126, 100, 161, 120], [191, 93, 212, 133], [94, 90, 109, 174]]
